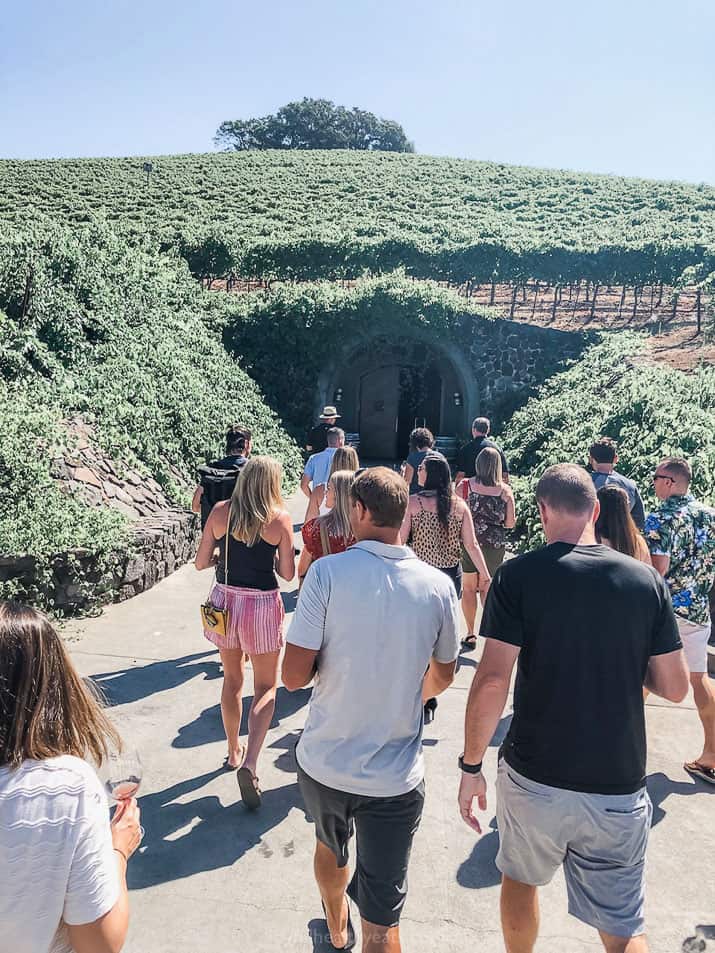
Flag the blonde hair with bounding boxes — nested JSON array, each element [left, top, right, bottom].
[[228, 456, 283, 546], [475, 447, 502, 487], [328, 446, 359, 479], [321, 470, 355, 542]]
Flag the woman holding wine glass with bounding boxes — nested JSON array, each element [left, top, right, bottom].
[[0, 601, 141, 953]]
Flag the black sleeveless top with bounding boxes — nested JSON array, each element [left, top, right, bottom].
[[215, 533, 278, 591]]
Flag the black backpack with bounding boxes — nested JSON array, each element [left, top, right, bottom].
[[197, 461, 245, 528]]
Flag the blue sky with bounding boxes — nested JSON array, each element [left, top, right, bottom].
[[1, 0, 713, 183]]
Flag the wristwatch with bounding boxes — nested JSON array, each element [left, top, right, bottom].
[[458, 754, 483, 774]]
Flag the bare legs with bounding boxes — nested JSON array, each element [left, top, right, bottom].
[[218, 648, 246, 767], [501, 877, 539, 953], [462, 571, 479, 636], [217, 648, 280, 775], [690, 671, 715, 768], [500, 877, 648, 953], [243, 650, 280, 777], [598, 932, 649, 952], [314, 840, 350, 949], [313, 840, 402, 953]]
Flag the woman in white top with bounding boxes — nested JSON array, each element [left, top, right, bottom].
[[303, 446, 360, 522], [0, 601, 141, 953]]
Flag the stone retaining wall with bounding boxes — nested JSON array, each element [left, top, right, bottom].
[[0, 508, 199, 614]]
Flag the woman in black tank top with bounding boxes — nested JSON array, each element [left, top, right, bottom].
[[195, 457, 295, 809]]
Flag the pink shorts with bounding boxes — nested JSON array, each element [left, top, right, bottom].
[[203, 583, 285, 655]]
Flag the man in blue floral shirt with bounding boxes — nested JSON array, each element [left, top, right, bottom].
[[646, 457, 715, 784]]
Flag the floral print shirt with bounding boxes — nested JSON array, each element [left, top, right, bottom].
[[645, 494, 715, 625]]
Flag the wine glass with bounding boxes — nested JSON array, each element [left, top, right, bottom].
[[105, 747, 145, 842]]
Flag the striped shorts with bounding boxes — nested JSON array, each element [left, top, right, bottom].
[[202, 583, 285, 655]]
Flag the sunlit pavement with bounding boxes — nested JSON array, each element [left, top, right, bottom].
[[62, 492, 714, 953]]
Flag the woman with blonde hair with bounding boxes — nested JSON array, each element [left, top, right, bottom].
[[304, 445, 360, 522], [299, 470, 356, 581], [196, 456, 295, 808], [458, 446, 515, 649], [0, 601, 141, 953]]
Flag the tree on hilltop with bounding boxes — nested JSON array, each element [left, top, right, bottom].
[[214, 98, 414, 153]]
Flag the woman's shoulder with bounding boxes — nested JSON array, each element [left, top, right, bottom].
[[1, 755, 103, 800]]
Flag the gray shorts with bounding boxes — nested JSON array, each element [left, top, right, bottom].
[[496, 760, 652, 938]]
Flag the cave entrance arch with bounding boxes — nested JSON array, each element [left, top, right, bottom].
[[318, 334, 478, 461]]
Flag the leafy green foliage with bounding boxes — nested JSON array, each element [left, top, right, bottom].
[[1, 152, 713, 291], [214, 98, 414, 153], [221, 273, 499, 431], [499, 334, 715, 548], [0, 220, 302, 562]]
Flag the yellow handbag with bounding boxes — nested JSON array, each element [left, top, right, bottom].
[[200, 507, 231, 637]]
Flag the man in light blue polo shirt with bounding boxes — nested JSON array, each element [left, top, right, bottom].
[[283, 467, 460, 953], [300, 427, 344, 498]]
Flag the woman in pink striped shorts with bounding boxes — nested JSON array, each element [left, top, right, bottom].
[[195, 456, 295, 808]]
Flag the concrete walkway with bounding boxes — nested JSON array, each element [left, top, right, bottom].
[[62, 493, 714, 953]]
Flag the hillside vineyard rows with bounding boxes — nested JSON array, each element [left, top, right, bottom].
[[2, 152, 715, 291]]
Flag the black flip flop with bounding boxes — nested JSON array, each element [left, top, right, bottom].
[[461, 634, 477, 652], [321, 899, 356, 951], [684, 761, 715, 785], [237, 766, 262, 809]]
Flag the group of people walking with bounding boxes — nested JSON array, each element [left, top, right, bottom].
[[0, 410, 713, 953]]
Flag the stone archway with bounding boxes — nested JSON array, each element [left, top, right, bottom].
[[317, 331, 479, 459]]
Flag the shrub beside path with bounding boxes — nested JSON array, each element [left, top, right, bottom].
[[61, 491, 713, 953]]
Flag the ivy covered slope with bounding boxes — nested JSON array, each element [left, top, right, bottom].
[[500, 334, 715, 548], [0, 221, 302, 561], [1, 152, 714, 286], [220, 274, 500, 431]]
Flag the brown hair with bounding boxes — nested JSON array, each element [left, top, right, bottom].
[[225, 423, 251, 455], [351, 467, 408, 528], [595, 486, 642, 559], [660, 457, 692, 486], [589, 436, 617, 465], [475, 446, 503, 486], [329, 446, 359, 478], [0, 602, 120, 768], [472, 416, 490, 435], [536, 463, 597, 516]]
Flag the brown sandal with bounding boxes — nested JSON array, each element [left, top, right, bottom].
[[684, 761, 715, 785], [237, 766, 262, 809]]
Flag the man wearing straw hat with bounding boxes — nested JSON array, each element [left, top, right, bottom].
[[307, 406, 341, 454]]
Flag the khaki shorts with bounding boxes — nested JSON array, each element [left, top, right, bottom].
[[677, 618, 711, 673], [496, 760, 652, 938]]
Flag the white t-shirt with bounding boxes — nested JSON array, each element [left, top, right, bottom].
[[0, 756, 119, 953], [288, 540, 460, 797]]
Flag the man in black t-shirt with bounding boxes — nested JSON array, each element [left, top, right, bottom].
[[454, 416, 509, 484], [457, 463, 688, 952], [306, 406, 341, 453], [192, 425, 251, 527]]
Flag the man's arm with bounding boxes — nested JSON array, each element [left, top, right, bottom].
[[458, 638, 520, 834], [191, 485, 203, 515], [651, 553, 670, 577], [282, 564, 326, 690], [422, 659, 457, 701], [282, 644, 319, 691], [300, 473, 312, 498], [631, 488, 646, 531], [644, 649, 689, 702]]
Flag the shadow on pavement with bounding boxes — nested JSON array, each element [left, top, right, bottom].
[[646, 771, 711, 826], [456, 815, 501, 889], [90, 651, 221, 707], [129, 771, 308, 889], [172, 687, 312, 750]]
